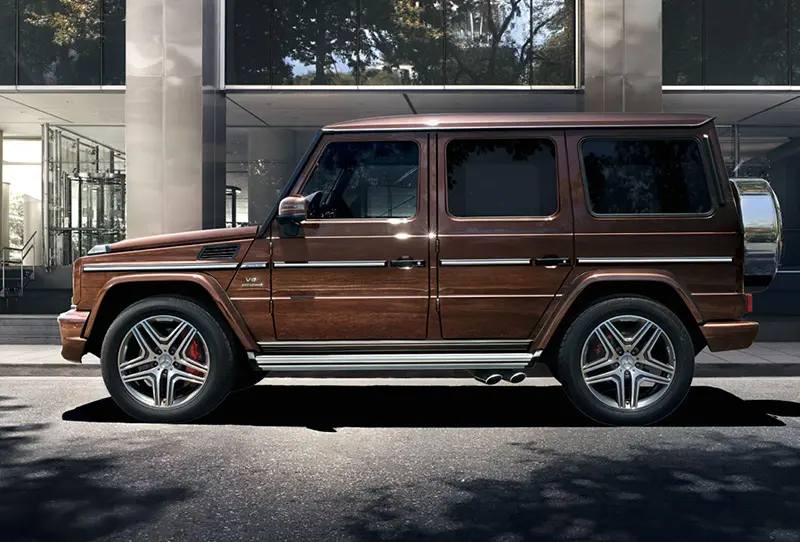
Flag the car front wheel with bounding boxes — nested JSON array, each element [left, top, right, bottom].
[[556, 296, 695, 426], [100, 296, 236, 423]]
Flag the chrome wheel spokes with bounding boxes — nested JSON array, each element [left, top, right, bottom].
[[580, 315, 676, 411], [117, 315, 210, 408]]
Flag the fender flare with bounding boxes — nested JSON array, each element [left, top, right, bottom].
[[84, 272, 259, 351], [531, 268, 703, 351]]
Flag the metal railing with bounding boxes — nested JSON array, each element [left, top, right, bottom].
[[1, 231, 37, 298]]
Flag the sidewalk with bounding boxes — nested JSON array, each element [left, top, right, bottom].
[[1, 343, 800, 377]]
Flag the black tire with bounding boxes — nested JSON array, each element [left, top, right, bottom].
[[556, 296, 695, 426], [100, 296, 237, 423]]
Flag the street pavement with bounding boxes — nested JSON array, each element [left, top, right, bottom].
[[0, 376, 798, 542]]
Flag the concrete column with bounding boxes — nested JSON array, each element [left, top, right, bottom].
[[584, 0, 663, 113], [23, 195, 42, 265], [247, 129, 296, 225], [125, 0, 225, 238]]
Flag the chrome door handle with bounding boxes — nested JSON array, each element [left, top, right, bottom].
[[390, 259, 426, 268], [534, 257, 571, 267]]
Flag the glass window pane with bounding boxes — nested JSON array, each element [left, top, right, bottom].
[[706, 0, 789, 85], [301, 141, 419, 219], [273, 0, 358, 85], [446, 138, 558, 217], [0, 0, 15, 84], [2, 139, 42, 163], [663, 0, 703, 85], [226, 0, 272, 85], [530, 0, 575, 85], [360, 0, 444, 85], [580, 139, 713, 215], [444, 0, 531, 85], [102, 0, 125, 85], [18, 0, 102, 85]]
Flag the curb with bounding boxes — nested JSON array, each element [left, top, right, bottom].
[[1, 363, 800, 378]]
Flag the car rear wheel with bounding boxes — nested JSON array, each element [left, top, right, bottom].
[[100, 296, 236, 423], [556, 296, 695, 426]]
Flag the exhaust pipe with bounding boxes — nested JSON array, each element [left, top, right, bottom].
[[502, 371, 527, 384], [470, 370, 502, 385]]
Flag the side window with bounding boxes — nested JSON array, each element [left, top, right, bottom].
[[446, 138, 558, 217], [580, 138, 714, 215], [301, 140, 419, 219]]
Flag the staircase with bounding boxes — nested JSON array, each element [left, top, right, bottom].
[[0, 314, 61, 344]]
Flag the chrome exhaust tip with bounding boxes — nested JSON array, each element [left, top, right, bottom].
[[507, 371, 526, 384], [470, 370, 502, 385]]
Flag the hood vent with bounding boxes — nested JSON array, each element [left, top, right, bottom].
[[198, 244, 240, 261]]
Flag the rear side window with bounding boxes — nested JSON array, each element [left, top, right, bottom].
[[580, 138, 713, 215], [446, 138, 558, 217]]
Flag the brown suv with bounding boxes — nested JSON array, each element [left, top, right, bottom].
[[57, 113, 783, 426]]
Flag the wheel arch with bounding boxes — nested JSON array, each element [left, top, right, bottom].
[[533, 270, 706, 360], [84, 273, 258, 357]]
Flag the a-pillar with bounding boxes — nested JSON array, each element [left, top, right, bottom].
[[125, 0, 226, 239], [583, 0, 663, 113], [247, 128, 297, 226]]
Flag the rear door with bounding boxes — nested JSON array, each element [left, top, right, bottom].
[[435, 130, 574, 339]]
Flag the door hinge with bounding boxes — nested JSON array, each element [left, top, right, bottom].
[[435, 297, 440, 312], [269, 298, 274, 314], [269, 239, 273, 258], [434, 237, 440, 253]]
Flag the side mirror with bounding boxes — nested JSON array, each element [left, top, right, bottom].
[[276, 195, 307, 237]]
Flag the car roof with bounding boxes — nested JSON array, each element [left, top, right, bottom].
[[323, 112, 714, 132]]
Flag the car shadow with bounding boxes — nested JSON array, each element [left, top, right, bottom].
[[62, 384, 800, 429]]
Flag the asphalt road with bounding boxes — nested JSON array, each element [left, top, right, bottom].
[[1, 376, 799, 542]]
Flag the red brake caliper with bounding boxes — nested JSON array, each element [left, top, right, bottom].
[[185, 338, 205, 376]]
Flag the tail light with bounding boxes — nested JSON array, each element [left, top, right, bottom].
[[746, 294, 753, 314]]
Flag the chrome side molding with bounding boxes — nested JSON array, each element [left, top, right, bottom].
[[576, 256, 733, 265], [273, 260, 387, 268], [440, 258, 532, 267], [258, 339, 533, 354], [84, 262, 240, 272]]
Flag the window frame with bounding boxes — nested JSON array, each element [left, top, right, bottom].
[[443, 134, 561, 221], [577, 135, 719, 219], [295, 137, 423, 222]]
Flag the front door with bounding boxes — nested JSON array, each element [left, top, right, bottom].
[[271, 133, 431, 341], [435, 130, 574, 339]]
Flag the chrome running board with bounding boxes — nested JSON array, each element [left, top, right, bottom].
[[253, 352, 534, 372]]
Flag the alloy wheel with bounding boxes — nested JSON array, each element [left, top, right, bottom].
[[117, 315, 210, 408], [580, 314, 676, 410]]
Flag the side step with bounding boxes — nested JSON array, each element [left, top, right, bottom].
[[253, 352, 534, 372]]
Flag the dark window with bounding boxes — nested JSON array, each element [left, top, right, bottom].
[[301, 141, 419, 219], [0, 0, 15, 84], [102, 0, 126, 85], [273, 0, 358, 85], [706, 0, 789, 85], [225, 0, 576, 86], [663, 0, 703, 85], [18, 0, 102, 85], [446, 138, 558, 217], [530, 0, 576, 86], [580, 139, 713, 215], [226, 0, 272, 85], [445, 0, 531, 85], [360, 0, 444, 85]]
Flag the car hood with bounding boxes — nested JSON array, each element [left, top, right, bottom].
[[105, 226, 258, 253]]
